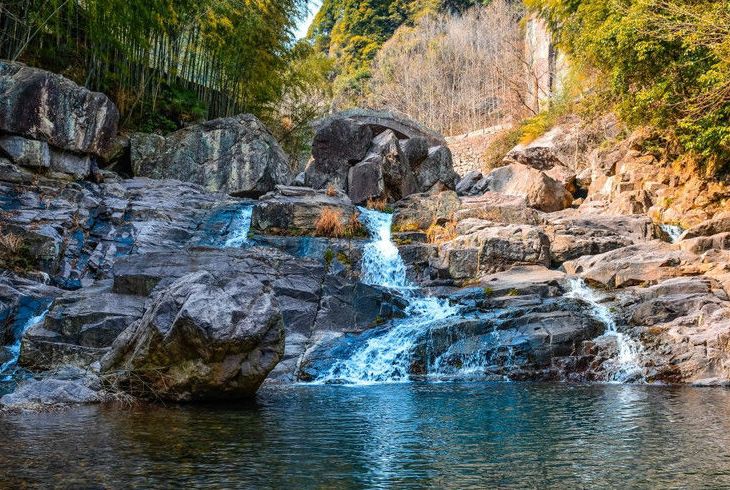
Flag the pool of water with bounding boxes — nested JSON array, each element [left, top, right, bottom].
[[2, 382, 730, 488]]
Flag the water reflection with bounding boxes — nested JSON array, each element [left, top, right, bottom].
[[2, 383, 730, 488]]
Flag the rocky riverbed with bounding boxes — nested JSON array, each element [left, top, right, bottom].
[[1, 61, 730, 410]]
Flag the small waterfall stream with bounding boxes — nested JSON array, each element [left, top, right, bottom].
[[224, 205, 253, 247], [316, 208, 458, 384], [0, 303, 51, 382], [660, 224, 684, 243], [566, 278, 645, 382]]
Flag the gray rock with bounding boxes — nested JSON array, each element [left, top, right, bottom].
[[129, 132, 165, 175], [401, 136, 429, 166], [0, 61, 119, 157], [370, 130, 418, 201], [305, 117, 372, 190], [348, 158, 385, 204], [483, 163, 573, 213], [455, 170, 482, 195], [132, 114, 291, 196], [0, 135, 49, 168], [326, 108, 446, 146], [102, 269, 284, 401], [49, 149, 93, 178], [413, 145, 459, 192], [251, 185, 358, 235]]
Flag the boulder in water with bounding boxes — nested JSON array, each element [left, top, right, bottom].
[[101, 269, 284, 401]]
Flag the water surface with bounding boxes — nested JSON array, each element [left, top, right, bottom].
[[2, 382, 730, 488]]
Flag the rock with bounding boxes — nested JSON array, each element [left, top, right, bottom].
[[0, 368, 104, 410], [505, 136, 565, 170], [454, 193, 543, 225], [251, 186, 359, 235], [132, 114, 291, 196], [412, 145, 458, 192], [682, 212, 730, 239], [0, 135, 50, 168], [483, 163, 573, 212], [562, 242, 695, 288], [129, 132, 165, 175], [348, 158, 385, 204], [369, 130, 418, 201], [18, 281, 145, 371], [434, 219, 551, 278], [305, 116, 373, 190], [101, 269, 284, 401], [455, 170, 482, 195], [49, 149, 93, 178], [392, 191, 461, 231], [0, 61, 119, 156], [401, 136, 429, 166]]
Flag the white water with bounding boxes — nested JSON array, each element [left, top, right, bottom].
[[224, 205, 253, 247], [0, 306, 50, 381], [566, 278, 645, 383], [316, 208, 458, 384], [660, 224, 684, 243]]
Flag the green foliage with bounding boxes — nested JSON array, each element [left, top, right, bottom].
[[525, 0, 730, 174], [1, 0, 312, 134]]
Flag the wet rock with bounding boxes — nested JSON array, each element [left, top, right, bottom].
[[0, 135, 50, 168], [0, 368, 104, 410], [131, 114, 290, 196], [102, 269, 284, 401], [19, 281, 144, 371], [0, 61, 119, 157], [482, 163, 573, 212]]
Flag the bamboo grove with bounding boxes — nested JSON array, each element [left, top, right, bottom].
[[0, 0, 306, 131]]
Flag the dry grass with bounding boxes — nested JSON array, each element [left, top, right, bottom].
[[315, 207, 346, 237], [366, 197, 389, 211], [481, 127, 521, 174], [325, 184, 338, 197], [0, 231, 22, 253], [392, 220, 421, 233], [426, 220, 458, 245]]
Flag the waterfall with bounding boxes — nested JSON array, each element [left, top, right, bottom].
[[566, 278, 645, 383], [0, 303, 51, 382], [659, 224, 684, 244], [315, 208, 458, 384], [224, 205, 253, 247]]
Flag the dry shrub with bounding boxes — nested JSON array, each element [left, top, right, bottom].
[[348, 211, 366, 237], [426, 220, 458, 245], [481, 127, 521, 174], [392, 220, 421, 233], [325, 184, 338, 197], [315, 207, 345, 237], [0, 231, 22, 253]]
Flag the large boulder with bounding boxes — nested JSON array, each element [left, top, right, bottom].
[[330, 108, 446, 146], [305, 117, 373, 190], [483, 163, 573, 212], [454, 193, 543, 225], [0, 135, 50, 168], [412, 145, 459, 192], [131, 114, 290, 196], [392, 191, 461, 231], [101, 269, 284, 401], [0, 61, 119, 157]]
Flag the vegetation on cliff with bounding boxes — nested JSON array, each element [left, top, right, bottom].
[[526, 0, 730, 175]]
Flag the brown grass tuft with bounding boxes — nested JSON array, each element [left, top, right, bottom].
[[366, 197, 389, 211], [325, 184, 338, 197], [0, 231, 22, 253], [315, 207, 346, 237], [426, 220, 457, 245]]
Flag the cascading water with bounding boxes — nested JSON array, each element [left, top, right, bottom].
[[0, 303, 51, 382], [315, 207, 458, 384], [566, 278, 645, 383], [224, 205, 253, 247], [660, 224, 684, 244]]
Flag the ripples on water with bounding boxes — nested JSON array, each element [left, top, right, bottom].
[[2, 383, 730, 488]]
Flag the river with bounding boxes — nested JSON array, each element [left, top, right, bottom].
[[2, 382, 730, 488]]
